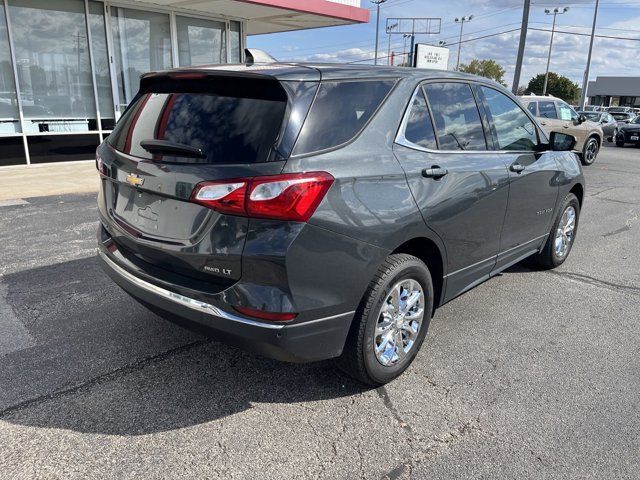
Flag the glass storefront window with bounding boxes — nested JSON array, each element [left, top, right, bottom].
[[88, 1, 114, 130], [8, 0, 97, 133], [110, 7, 172, 108], [177, 16, 226, 66], [229, 21, 242, 63], [0, 4, 20, 134]]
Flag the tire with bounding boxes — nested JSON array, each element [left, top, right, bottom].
[[580, 136, 599, 165], [616, 140, 625, 148], [532, 193, 580, 270], [338, 254, 434, 386], [608, 128, 617, 142]]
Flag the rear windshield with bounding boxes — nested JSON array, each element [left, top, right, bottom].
[[292, 79, 396, 156], [612, 113, 632, 120], [108, 77, 288, 164]]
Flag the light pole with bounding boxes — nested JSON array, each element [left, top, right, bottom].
[[454, 15, 473, 70], [372, 0, 387, 65], [579, 0, 599, 109], [542, 6, 569, 95], [387, 21, 397, 66], [402, 33, 411, 66]]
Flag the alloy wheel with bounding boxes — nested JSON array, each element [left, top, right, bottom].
[[584, 139, 598, 163], [554, 206, 576, 258], [374, 279, 425, 367]]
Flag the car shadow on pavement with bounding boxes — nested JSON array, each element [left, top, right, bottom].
[[0, 256, 367, 436]]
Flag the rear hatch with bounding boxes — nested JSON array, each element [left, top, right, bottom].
[[97, 69, 319, 289]]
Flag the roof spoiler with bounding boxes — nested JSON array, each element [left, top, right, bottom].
[[245, 48, 278, 66]]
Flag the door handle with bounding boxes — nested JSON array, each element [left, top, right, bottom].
[[540, 122, 547, 126], [563, 125, 570, 129], [422, 166, 448, 179], [510, 163, 525, 173]]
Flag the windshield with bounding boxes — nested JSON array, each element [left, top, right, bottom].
[[633, 117, 640, 125], [612, 113, 632, 120], [583, 113, 600, 121]]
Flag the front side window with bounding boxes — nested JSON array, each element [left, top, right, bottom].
[[538, 101, 558, 119], [526, 102, 537, 116], [423, 82, 486, 151], [481, 87, 538, 151], [293, 79, 396, 155], [402, 88, 437, 149]]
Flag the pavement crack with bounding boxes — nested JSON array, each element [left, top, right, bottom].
[[376, 386, 413, 434], [548, 270, 640, 294], [0, 339, 209, 418]]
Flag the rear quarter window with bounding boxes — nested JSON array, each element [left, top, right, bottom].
[[292, 79, 396, 156]]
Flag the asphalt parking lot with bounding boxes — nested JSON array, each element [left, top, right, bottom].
[[1, 143, 638, 479]]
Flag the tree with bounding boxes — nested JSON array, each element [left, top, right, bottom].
[[526, 72, 579, 103], [458, 59, 506, 86]]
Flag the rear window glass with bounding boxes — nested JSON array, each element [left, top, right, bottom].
[[292, 79, 395, 155], [403, 88, 437, 149], [538, 101, 558, 119], [423, 82, 487, 151], [108, 82, 287, 164]]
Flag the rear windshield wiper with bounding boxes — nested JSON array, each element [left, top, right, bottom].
[[140, 139, 206, 159]]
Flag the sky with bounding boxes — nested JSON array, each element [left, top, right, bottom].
[[248, 0, 640, 90]]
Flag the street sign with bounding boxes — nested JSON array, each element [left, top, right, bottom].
[[413, 44, 449, 70], [386, 18, 441, 35]]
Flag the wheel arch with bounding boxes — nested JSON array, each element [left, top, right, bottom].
[[570, 182, 584, 208], [391, 237, 445, 310]]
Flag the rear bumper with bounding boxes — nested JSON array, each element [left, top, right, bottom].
[[98, 248, 354, 363]]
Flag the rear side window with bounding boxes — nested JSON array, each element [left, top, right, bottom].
[[526, 102, 537, 115], [538, 101, 558, 119], [292, 79, 395, 155], [108, 78, 287, 164], [480, 86, 538, 151], [423, 82, 487, 151], [403, 88, 437, 149]]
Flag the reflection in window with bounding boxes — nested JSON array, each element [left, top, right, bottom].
[[404, 88, 436, 149], [0, 4, 20, 134], [229, 21, 241, 63], [111, 7, 172, 107], [8, 0, 97, 133], [481, 86, 538, 151], [88, 1, 114, 129], [526, 102, 537, 116], [424, 82, 486, 151], [538, 101, 557, 119], [177, 16, 226, 66]]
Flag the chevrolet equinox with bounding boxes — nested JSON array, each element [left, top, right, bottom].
[[97, 64, 585, 385]]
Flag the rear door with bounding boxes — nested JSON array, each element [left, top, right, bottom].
[[393, 81, 510, 301], [536, 100, 564, 134], [97, 72, 318, 284], [476, 85, 560, 270]]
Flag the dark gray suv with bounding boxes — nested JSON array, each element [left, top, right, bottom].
[[97, 64, 584, 385]]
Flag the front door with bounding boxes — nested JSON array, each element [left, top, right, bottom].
[[475, 86, 560, 270], [393, 81, 510, 301]]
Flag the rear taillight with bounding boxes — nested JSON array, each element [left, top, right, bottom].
[[96, 152, 106, 176], [191, 172, 334, 222]]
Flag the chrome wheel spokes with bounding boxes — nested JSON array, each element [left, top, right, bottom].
[[374, 279, 425, 367], [554, 206, 576, 258]]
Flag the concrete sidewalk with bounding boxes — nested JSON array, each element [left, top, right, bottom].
[[0, 161, 98, 202]]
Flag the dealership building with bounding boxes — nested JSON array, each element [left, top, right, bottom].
[[587, 76, 640, 109], [0, 0, 367, 166]]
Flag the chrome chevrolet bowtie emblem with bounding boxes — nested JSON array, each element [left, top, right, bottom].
[[126, 173, 144, 187]]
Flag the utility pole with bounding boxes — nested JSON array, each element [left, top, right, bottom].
[[512, 0, 531, 95], [580, 0, 599, 109], [542, 6, 569, 95], [402, 33, 411, 66], [372, 0, 387, 65], [454, 15, 473, 70]]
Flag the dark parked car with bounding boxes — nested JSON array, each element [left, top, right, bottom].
[[96, 64, 585, 385], [615, 116, 640, 147], [580, 111, 618, 142]]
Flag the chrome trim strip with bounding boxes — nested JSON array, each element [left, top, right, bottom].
[[98, 249, 285, 330], [443, 233, 549, 279]]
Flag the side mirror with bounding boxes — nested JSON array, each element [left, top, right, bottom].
[[549, 131, 576, 152], [577, 114, 587, 124]]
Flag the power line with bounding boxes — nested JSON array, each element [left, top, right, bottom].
[[529, 27, 640, 42]]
